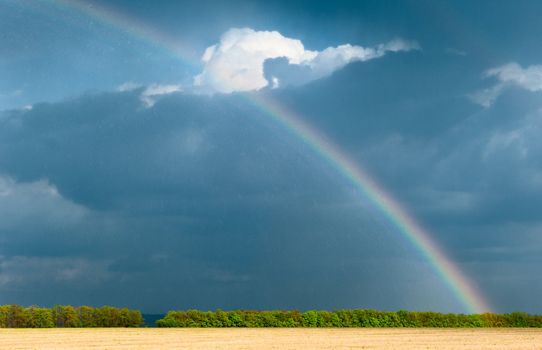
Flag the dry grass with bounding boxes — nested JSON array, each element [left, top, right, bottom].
[[0, 328, 541, 349]]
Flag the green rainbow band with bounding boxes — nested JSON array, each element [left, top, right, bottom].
[[43, 0, 491, 313]]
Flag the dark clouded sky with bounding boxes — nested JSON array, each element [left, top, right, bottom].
[[1, 0, 542, 314]]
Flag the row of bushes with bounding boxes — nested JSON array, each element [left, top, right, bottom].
[[0, 305, 143, 328], [156, 309, 542, 328]]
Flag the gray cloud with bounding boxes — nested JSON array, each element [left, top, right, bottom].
[[1, 57, 542, 313], [1, 88, 449, 312]]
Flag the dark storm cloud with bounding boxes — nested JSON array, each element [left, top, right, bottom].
[[2, 87, 454, 312], [2, 58, 542, 312]]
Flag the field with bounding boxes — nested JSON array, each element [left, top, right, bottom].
[[1, 328, 541, 349]]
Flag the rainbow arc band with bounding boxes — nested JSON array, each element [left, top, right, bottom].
[[249, 94, 490, 314], [49, 0, 491, 313]]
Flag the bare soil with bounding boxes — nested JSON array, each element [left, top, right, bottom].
[[1, 328, 541, 349]]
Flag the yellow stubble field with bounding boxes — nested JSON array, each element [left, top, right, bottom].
[[1, 328, 542, 349]]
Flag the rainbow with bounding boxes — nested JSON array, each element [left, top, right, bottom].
[[248, 94, 491, 313], [43, 0, 491, 313]]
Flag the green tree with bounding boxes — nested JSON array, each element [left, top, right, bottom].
[[0, 305, 9, 328], [53, 305, 81, 327], [28, 307, 54, 328], [7, 305, 30, 327]]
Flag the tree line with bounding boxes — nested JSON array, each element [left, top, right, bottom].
[[0, 305, 143, 328], [2, 306, 541, 328], [156, 309, 542, 328]]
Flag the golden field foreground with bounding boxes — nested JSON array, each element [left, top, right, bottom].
[[1, 328, 542, 350]]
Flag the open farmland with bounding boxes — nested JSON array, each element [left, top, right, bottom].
[[1, 328, 541, 350]]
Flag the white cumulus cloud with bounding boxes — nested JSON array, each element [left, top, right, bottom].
[[194, 28, 419, 93], [472, 62, 542, 107]]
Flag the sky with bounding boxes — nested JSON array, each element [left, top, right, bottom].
[[1, 0, 542, 314]]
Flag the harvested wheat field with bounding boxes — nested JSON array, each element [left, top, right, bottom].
[[1, 328, 541, 350]]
